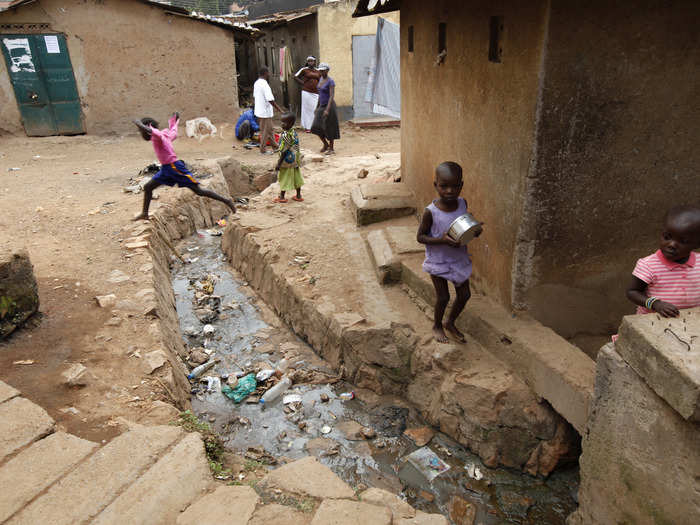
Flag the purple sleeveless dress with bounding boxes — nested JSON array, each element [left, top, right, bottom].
[[422, 197, 473, 285]]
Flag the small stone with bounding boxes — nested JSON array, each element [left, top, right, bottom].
[[226, 375, 239, 387], [357, 168, 369, 179], [59, 406, 80, 415], [139, 263, 153, 273], [404, 427, 435, 447], [95, 294, 117, 308], [143, 350, 168, 374], [143, 303, 158, 318], [419, 490, 435, 502], [449, 496, 476, 525], [135, 288, 155, 299], [309, 154, 324, 163], [107, 270, 130, 283], [125, 240, 148, 249], [208, 415, 216, 422], [62, 363, 88, 387], [361, 427, 377, 439], [320, 393, 330, 403], [105, 317, 122, 327]]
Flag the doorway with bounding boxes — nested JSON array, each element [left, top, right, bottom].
[[1, 33, 85, 136]]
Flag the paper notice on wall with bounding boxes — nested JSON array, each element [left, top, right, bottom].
[[3, 38, 35, 72], [44, 35, 60, 53]]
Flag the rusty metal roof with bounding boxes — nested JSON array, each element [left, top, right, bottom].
[[352, 0, 401, 18], [247, 8, 315, 28], [0, 0, 35, 12]]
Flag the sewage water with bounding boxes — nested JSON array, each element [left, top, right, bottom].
[[172, 232, 579, 524]]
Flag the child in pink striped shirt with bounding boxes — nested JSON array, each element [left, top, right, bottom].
[[625, 205, 700, 317]]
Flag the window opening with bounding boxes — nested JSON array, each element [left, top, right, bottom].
[[489, 16, 504, 63], [408, 25, 414, 52], [438, 23, 446, 54], [263, 46, 268, 66]]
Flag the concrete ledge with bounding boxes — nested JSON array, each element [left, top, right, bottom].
[[366, 229, 401, 284], [401, 256, 595, 433], [616, 307, 700, 421], [350, 183, 415, 226]]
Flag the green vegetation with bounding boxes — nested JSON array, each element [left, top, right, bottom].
[[173, 410, 231, 479]]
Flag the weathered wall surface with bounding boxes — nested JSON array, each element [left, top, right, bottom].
[[0, 0, 238, 135], [317, 0, 399, 119], [400, 0, 547, 305], [255, 14, 319, 114], [514, 0, 700, 338], [570, 333, 700, 524]]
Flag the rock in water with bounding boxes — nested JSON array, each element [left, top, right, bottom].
[[0, 251, 39, 339]]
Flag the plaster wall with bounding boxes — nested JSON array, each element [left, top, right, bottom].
[[317, 0, 399, 119], [0, 0, 238, 135], [517, 0, 700, 339], [400, 0, 547, 305], [254, 14, 319, 114]]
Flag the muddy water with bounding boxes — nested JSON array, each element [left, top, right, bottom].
[[172, 233, 579, 524]]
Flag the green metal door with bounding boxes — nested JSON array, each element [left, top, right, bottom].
[[1, 34, 84, 136]]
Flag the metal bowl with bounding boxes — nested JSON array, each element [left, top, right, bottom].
[[447, 213, 482, 245]]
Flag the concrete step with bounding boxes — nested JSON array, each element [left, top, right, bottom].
[[0, 432, 98, 522], [401, 255, 595, 433], [176, 485, 258, 525], [0, 397, 54, 462], [8, 425, 183, 525], [0, 381, 19, 404], [366, 229, 401, 284], [92, 432, 211, 525], [350, 183, 415, 226]]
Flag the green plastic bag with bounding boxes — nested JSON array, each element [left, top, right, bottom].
[[222, 373, 257, 403]]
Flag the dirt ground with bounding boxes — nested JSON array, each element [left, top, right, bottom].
[[0, 122, 400, 442]]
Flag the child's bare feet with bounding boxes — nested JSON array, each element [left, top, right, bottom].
[[444, 322, 466, 343], [132, 212, 150, 221], [433, 326, 449, 343]]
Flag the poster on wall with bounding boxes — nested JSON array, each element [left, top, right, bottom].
[[44, 35, 60, 54], [3, 38, 36, 73]]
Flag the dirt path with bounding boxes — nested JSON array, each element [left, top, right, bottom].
[[0, 123, 400, 442]]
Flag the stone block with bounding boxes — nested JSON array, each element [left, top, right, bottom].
[[0, 251, 39, 339], [359, 488, 415, 519], [0, 432, 98, 522], [0, 380, 19, 404], [572, 344, 700, 524], [395, 511, 448, 525], [350, 183, 415, 226], [385, 225, 424, 255], [12, 425, 182, 525], [616, 307, 700, 421], [0, 397, 54, 462], [310, 499, 392, 525], [249, 503, 312, 525], [94, 433, 212, 525], [259, 456, 354, 500], [366, 230, 401, 284], [176, 485, 258, 525]]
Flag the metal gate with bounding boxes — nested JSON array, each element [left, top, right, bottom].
[[352, 34, 375, 119], [1, 33, 85, 136]]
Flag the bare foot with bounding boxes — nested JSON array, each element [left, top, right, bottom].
[[132, 212, 150, 221], [433, 326, 449, 343], [320, 145, 328, 153], [445, 322, 466, 343]]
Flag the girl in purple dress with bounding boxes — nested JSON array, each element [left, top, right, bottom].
[[417, 162, 481, 343]]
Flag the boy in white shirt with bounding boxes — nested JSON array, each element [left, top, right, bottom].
[[253, 66, 283, 154]]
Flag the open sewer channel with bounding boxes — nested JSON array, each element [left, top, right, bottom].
[[172, 231, 579, 524]]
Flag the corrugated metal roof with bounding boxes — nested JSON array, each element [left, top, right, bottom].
[[0, 0, 35, 12], [247, 8, 315, 28], [352, 0, 400, 18]]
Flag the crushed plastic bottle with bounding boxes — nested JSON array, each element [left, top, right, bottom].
[[259, 376, 292, 405], [339, 391, 355, 400]]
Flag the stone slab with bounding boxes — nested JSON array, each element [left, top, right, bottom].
[[94, 432, 211, 525], [366, 230, 401, 284], [0, 250, 39, 339], [385, 225, 424, 255], [310, 499, 392, 525], [359, 488, 415, 519], [401, 255, 595, 433], [572, 344, 700, 524], [0, 380, 19, 404], [0, 432, 98, 522], [351, 185, 415, 226], [616, 307, 700, 421], [10, 425, 182, 525], [0, 397, 54, 462], [176, 485, 258, 525], [260, 456, 354, 500], [396, 511, 449, 525], [249, 503, 312, 525]]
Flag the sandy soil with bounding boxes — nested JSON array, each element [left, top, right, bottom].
[[0, 122, 400, 442]]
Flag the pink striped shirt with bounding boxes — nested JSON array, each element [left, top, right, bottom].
[[149, 115, 179, 165], [632, 250, 700, 314]]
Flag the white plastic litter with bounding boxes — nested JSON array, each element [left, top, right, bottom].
[[256, 369, 275, 382], [283, 394, 303, 404], [185, 117, 217, 141]]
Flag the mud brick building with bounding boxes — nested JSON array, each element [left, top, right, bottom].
[[0, 0, 257, 136], [354, 0, 700, 343]]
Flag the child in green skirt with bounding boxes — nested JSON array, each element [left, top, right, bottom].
[[273, 113, 304, 203]]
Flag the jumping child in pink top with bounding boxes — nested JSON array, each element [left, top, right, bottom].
[[625, 205, 700, 317], [132, 112, 237, 221]]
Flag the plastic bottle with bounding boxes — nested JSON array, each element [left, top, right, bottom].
[[187, 359, 219, 380], [259, 376, 291, 405], [276, 358, 289, 373], [339, 391, 355, 400]]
